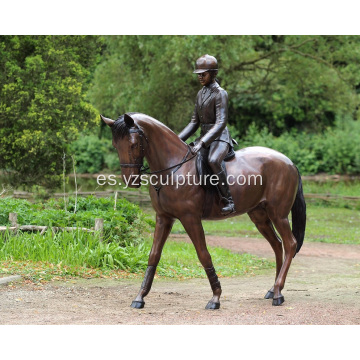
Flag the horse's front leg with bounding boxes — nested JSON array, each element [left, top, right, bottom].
[[180, 214, 222, 310], [131, 214, 174, 309]]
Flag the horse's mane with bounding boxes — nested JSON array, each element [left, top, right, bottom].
[[111, 112, 139, 139], [111, 112, 181, 143]]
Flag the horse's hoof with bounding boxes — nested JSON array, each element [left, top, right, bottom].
[[205, 301, 220, 310], [272, 296, 285, 306], [264, 291, 274, 299], [130, 301, 145, 309]]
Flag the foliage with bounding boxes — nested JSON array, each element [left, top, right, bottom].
[[70, 135, 106, 173], [70, 133, 120, 173], [89, 35, 360, 137], [241, 118, 360, 175], [0, 235, 273, 283], [0, 230, 149, 273], [0, 35, 104, 188], [0, 196, 150, 246], [0, 196, 273, 283]]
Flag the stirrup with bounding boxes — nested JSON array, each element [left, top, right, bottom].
[[221, 200, 235, 215]]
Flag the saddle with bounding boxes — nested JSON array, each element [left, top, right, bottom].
[[195, 146, 235, 190]]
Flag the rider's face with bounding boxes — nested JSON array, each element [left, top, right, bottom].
[[198, 71, 213, 87]]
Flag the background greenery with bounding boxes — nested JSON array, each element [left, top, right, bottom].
[[0, 196, 273, 282], [1, 36, 360, 283], [172, 205, 360, 245], [2, 35, 360, 185], [2, 186, 359, 283], [242, 117, 360, 174], [0, 196, 149, 245], [0, 35, 104, 188], [89, 36, 360, 135]]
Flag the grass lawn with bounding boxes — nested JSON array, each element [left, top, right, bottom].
[[0, 230, 273, 284], [167, 180, 360, 244], [302, 179, 360, 197], [2, 178, 360, 284], [157, 240, 273, 279], [171, 204, 360, 245]]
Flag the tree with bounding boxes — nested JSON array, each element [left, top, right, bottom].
[[89, 35, 360, 137], [0, 35, 104, 189]]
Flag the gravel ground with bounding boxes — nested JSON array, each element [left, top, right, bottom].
[[1, 235, 360, 325]]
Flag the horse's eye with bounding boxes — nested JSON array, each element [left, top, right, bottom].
[[131, 143, 138, 149]]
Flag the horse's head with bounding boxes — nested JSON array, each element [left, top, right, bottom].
[[101, 113, 145, 188]]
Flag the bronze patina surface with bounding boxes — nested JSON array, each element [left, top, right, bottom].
[[101, 111, 306, 310], [179, 54, 235, 214]]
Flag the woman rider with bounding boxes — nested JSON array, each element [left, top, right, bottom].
[[178, 54, 235, 215]]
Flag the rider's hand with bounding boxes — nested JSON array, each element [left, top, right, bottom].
[[191, 141, 204, 154]]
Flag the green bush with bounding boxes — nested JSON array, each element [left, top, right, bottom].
[[242, 118, 360, 175], [104, 152, 120, 171], [0, 229, 149, 272], [70, 135, 106, 174], [0, 196, 275, 279], [70, 133, 122, 173], [0, 196, 152, 246]]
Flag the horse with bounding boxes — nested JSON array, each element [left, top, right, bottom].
[[100, 112, 306, 309]]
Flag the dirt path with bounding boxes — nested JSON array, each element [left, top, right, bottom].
[[1, 235, 360, 325]]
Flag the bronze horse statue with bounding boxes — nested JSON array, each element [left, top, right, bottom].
[[101, 112, 306, 309]]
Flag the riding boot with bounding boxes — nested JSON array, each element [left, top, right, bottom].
[[216, 170, 235, 215]]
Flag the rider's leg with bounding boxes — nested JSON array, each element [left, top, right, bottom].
[[208, 141, 235, 215]]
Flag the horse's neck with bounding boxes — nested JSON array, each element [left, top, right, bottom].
[[139, 119, 189, 172]]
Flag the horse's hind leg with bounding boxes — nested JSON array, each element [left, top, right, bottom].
[[248, 207, 283, 300], [268, 215, 297, 306], [180, 214, 222, 310], [131, 214, 174, 309]]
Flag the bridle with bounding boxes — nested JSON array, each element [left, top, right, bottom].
[[119, 128, 147, 169], [119, 127, 196, 173], [118, 126, 196, 193]]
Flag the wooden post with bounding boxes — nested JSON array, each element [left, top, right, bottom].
[[95, 218, 104, 240], [9, 213, 18, 227], [9, 213, 18, 235], [114, 191, 118, 211]]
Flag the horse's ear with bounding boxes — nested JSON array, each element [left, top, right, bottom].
[[100, 114, 115, 127], [124, 113, 135, 127]]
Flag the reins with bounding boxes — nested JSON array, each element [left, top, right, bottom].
[[119, 127, 197, 195], [141, 146, 196, 195], [140, 146, 196, 175]]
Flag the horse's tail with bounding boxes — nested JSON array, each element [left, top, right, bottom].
[[291, 167, 306, 256]]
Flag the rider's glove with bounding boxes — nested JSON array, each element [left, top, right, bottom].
[[191, 141, 204, 154]]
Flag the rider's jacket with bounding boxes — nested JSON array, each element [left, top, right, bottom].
[[178, 81, 232, 147]]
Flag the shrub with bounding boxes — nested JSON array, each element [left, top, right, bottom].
[[242, 119, 360, 175], [0, 196, 152, 246], [70, 135, 106, 174], [0, 229, 150, 272]]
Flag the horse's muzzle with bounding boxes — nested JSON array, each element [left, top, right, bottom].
[[122, 173, 141, 188]]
